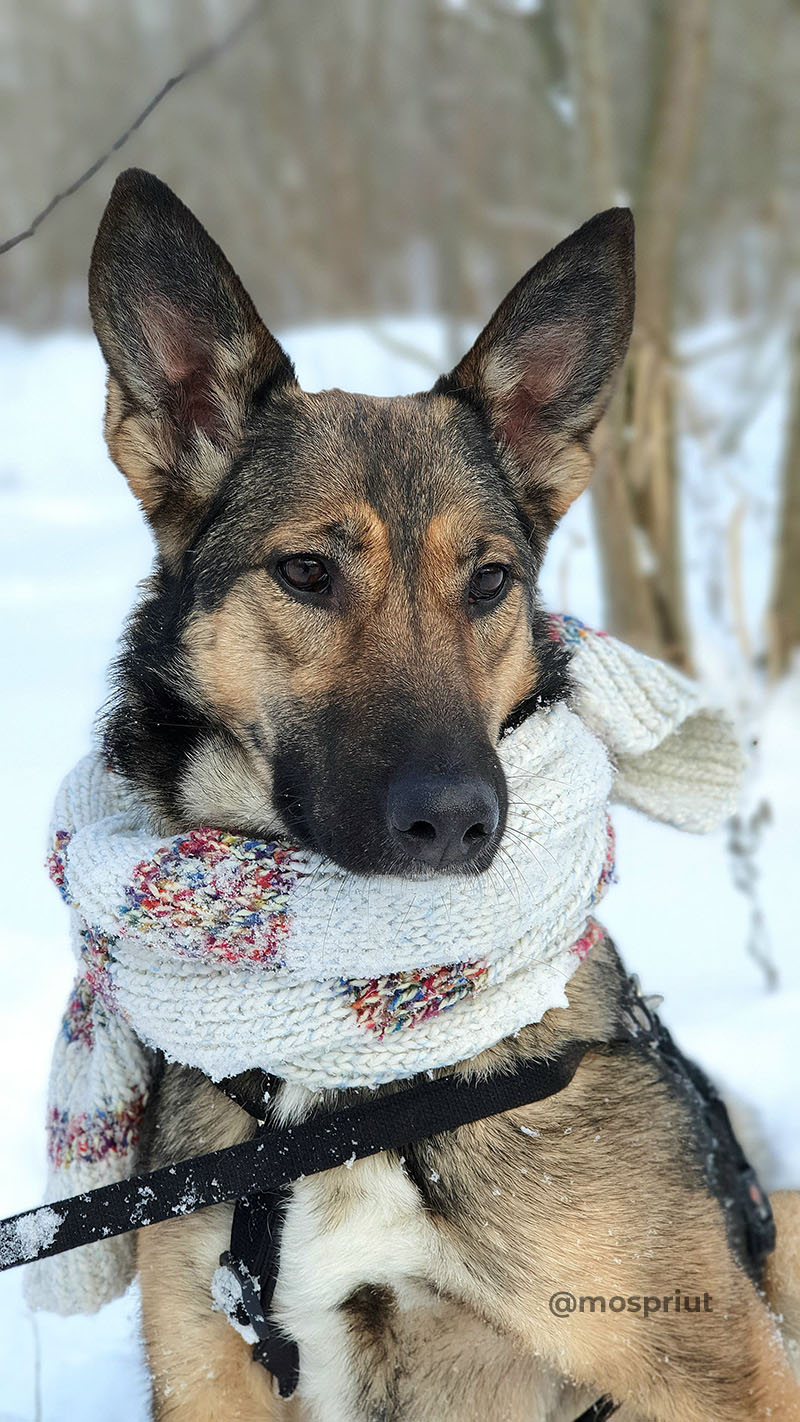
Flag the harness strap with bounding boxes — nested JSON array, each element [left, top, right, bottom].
[[221, 1190, 300, 1397], [574, 1401, 619, 1421], [0, 1037, 599, 1273]]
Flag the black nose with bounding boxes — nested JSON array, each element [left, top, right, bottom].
[[387, 772, 500, 869]]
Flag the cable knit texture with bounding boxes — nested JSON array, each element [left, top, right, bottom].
[[25, 616, 744, 1316]]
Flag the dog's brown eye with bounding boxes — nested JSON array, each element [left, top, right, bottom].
[[278, 555, 331, 593], [469, 564, 508, 603]]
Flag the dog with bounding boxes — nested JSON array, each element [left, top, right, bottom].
[[84, 168, 800, 1421]]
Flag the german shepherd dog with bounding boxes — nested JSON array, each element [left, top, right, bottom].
[[85, 169, 800, 1421]]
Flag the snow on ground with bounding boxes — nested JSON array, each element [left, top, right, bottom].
[[0, 319, 796, 1420]]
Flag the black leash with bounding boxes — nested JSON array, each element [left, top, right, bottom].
[[0, 1039, 598, 1273]]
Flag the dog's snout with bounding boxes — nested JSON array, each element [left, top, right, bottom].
[[387, 772, 500, 869]]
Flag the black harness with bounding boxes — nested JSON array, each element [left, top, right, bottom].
[[0, 976, 774, 1421]]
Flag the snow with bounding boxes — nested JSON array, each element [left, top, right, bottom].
[[0, 316, 796, 1419], [210, 1262, 260, 1346], [0, 1209, 62, 1270]]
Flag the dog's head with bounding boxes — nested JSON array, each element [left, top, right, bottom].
[[90, 170, 633, 876]]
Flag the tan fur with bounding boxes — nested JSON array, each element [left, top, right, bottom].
[[104, 376, 166, 520], [139, 1213, 290, 1422], [422, 1073, 797, 1421], [481, 612, 539, 737], [419, 509, 538, 731], [184, 570, 299, 723], [765, 1191, 800, 1347], [103, 373, 232, 569], [533, 441, 594, 521], [330, 1291, 597, 1421], [138, 1214, 588, 1422]]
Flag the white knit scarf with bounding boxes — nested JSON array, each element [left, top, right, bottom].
[[25, 616, 743, 1315]]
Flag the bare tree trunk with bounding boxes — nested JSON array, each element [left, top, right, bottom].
[[768, 325, 800, 677], [571, 0, 663, 656], [572, 0, 616, 207], [570, 0, 710, 669], [628, 0, 710, 669], [429, 2, 471, 369]]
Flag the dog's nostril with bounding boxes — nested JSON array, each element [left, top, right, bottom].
[[462, 822, 488, 846], [408, 820, 436, 841]]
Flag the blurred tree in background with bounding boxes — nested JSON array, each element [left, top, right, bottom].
[[0, 0, 797, 672], [770, 332, 800, 677]]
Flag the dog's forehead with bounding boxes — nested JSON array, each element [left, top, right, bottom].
[[192, 388, 531, 603], [243, 386, 519, 538]]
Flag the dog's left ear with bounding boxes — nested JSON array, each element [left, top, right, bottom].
[[434, 209, 634, 528], [89, 168, 296, 564]]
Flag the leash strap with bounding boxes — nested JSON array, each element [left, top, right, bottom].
[[0, 1038, 599, 1273]]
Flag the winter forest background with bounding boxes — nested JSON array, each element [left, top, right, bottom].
[[1, 2, 799, 1418]]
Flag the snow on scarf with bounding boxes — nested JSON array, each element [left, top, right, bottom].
[[25, 616, 744, 1315]]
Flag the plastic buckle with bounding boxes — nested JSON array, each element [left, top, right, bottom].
[[212, 1250, 270, 1343]]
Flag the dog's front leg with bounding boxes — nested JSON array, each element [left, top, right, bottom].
[[138, 1206, 301, 1422], [137, 1064, 305, 1419]]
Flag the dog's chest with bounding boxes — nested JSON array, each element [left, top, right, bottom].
[[272, 1150, 443, 1418]]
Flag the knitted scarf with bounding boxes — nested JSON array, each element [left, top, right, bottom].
[[25, 616, 743, 1316]]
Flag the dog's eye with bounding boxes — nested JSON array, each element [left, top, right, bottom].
[[278, 555, 331, 593], [469, 564, 508, 603]]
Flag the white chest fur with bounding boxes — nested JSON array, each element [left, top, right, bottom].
[[272, 1147, 443, 1422]]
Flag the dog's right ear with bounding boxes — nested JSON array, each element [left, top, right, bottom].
[[89, 168, 295, 563], [433, 209, 634, 533]]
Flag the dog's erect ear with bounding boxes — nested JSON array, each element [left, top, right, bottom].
[[89, 168, 295, 560], [434, 209, 634, 528]]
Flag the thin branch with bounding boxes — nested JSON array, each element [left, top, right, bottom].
[[726, 498, 753, 663], [363, 321, 443, 376], [0, 0, 266, 257], [28, 1309, 42, 1422]]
